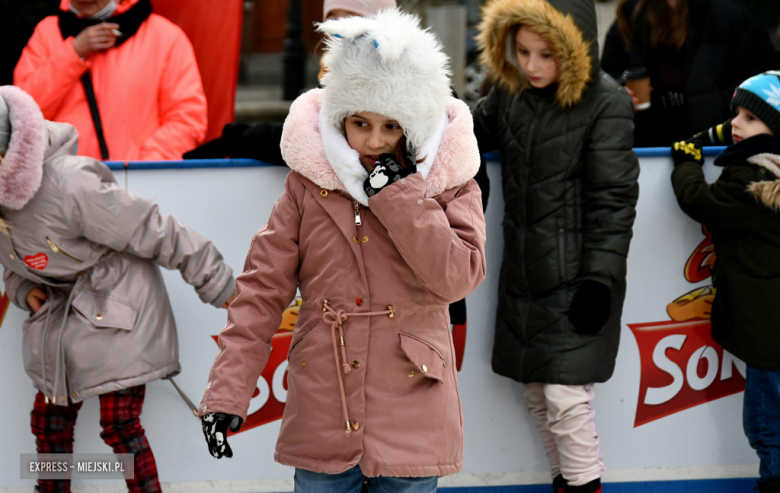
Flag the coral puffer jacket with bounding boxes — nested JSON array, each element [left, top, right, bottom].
[[14, 0, 206, 161], [200, 89, 487, 477]]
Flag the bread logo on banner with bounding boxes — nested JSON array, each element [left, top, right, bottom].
[[210, 299, 469, 435], [628, 225, 745, 427]]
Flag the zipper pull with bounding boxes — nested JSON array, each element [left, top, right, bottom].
[[354, 201, 362, 226]]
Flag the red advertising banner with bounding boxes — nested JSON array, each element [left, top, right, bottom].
[[151, 0, 243, 141], [628, 225, 745, 427], [628, 320, 746, 427]]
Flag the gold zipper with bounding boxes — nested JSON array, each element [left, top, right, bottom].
[[353, 201, 362, 226], [335, 190, 362, 226], [46, 237, 83, 263]]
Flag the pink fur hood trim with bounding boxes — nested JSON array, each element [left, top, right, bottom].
[[0, 86, 46, 210], [280, 88, 480, 206]]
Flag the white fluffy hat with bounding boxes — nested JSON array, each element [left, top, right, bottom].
[[323, 0, 397, 19], [318, 8, 452, 152]]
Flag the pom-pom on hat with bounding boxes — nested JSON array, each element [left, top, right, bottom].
[[318, 8, 452, 152], [732, 71, 780, 136], [323, 0, 397, 20]]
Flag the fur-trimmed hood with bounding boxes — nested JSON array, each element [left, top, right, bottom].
[[476, 0, 597, 108], [747, 153, 780, 210], [280, 88, 480, 206], [0, 86, 47, 210]]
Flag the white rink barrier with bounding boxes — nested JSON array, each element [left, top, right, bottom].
[[0, 150, 760, 492]]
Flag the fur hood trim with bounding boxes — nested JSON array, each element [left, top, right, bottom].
[[0, 86, 46, 210], [317, 9, 452, 151], [476, 0, 592, 108], [748, 153, 780, 210], [280, 88, 480, 206]]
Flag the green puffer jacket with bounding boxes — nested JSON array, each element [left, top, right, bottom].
[[672, 138, 780, 371], [474, 0, 640, 384]]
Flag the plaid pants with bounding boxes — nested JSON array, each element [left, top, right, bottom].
[[31, 385, 161, 493]]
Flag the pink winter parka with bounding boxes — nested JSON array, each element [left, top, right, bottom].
[[200, 89, 487, 477]]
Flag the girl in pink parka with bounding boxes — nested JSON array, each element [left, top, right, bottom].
[[199, 9, 486, 493]]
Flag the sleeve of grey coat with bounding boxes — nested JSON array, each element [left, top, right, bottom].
[[581, 87, 640, 288], [3, 268, 40, 312], [64, 160, 234, 306], [200, 173, 302, 419]]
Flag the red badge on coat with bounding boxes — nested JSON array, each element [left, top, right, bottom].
[[24, 253, 48, 270]]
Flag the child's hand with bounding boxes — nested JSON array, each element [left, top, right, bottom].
[[26, 288, 47, 313], [364, 154, 416, 198], [671, 138, 704, 167], [202, 412, 243, 459]]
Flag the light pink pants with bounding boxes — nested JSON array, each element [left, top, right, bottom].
[[523, 383, 604, 487]]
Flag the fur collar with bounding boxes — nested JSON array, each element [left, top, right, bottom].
[[476, 0, 592, 108], [280, 88, 480, 206], [747, 153, 780, 211], [0, 86, 46, 210]]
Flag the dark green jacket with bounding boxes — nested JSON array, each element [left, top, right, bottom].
[[474, 0, 640, 384], [672, 142, 780, 370]]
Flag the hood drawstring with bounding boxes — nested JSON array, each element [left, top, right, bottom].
[[322, 300, 394, 437]]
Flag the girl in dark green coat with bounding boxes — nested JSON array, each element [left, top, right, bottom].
[[475, 0, 639, 491]]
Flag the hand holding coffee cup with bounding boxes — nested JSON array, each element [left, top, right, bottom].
[[623, 67, 651, 111]]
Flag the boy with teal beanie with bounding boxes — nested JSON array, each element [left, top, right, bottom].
[[671, 71, 780, 493]]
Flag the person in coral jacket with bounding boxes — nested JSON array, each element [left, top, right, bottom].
[[14, 0, 207, 161], [199, 9, 486, 493]]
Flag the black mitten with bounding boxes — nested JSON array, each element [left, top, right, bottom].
[[363, 154, 416, 197], [568, 280, 611, 336], [202, 412, 243, 459], [671, 138, 704, 167]]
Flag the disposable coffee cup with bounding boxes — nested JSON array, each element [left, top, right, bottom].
[[623, 67, 651, 111]]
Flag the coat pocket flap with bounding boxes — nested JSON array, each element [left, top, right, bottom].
[[72, 290, 138, 331], [399, 332, 445, 383]]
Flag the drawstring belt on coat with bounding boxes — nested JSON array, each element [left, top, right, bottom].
[[321, 300, 394, 437], [41, 275, 84, 405]]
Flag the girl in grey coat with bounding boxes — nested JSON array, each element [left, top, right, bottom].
[[0, 85, 234, 493]]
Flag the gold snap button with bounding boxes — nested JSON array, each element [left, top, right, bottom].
[[61, 395, 66, 402], [71, 393, 76, 398], [350, 421, 360, 431], [95, 314, 104, 321], [9, 253, 14, 259], [408, 371, 414, 378], [422, 364, 428, 373], [320, 189, 328, 197], [362, 236, 368, 243], [352, 360, 360, 369], [354, 235, 360, 243], [301, 361, 306, 367]]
